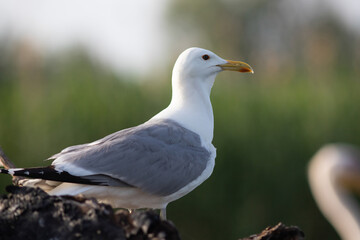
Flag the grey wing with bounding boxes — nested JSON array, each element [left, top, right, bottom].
[[49, 130, 125, 159], [51, 119, 211, 196]]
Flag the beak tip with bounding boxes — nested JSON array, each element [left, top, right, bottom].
[[247, 66, 254, 74], [239, 68, 254, 74], [220, 60, 254, 74]]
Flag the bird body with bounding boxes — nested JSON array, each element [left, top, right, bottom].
[[308, 144, 360, 240], [0, 47, 253, 218]]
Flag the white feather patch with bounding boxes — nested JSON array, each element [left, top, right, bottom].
[[7, 168, 24, 175], [53, 162, 95, 176]]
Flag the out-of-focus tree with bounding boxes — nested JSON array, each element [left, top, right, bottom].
[[166, 0, 360, 239], [1, 2, 360, 239], [168, 0, 359, 81]]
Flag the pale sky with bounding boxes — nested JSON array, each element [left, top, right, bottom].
[[326, 0, 360, 33], [0, 0, 170, 75], [292, 0, 360, 33], [0, 0, 359, 76]]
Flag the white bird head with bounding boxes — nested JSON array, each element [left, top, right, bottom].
[[172, 47, 253, 85], [171, 47, 253, 105], [152, 47, 253, 145]]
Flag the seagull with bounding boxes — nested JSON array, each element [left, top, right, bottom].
[[308, 144, 360, 240], [0, 47, 253, 219]]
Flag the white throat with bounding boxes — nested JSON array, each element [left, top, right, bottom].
[[151, 72, 216, 146]]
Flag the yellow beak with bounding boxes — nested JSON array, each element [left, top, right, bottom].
[[218, 60, 254, 73]]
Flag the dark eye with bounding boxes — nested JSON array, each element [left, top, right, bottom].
[[202, 54, 210, 60]]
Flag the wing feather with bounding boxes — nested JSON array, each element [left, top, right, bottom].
[[51, 119, 211, 196]]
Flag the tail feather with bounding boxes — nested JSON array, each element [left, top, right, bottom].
[[0, 169, 9, 174], [0, 147, 111, 187], [1, 166, 99, 185], [0, 165, 132, 188], [0, 147, 131, 188]]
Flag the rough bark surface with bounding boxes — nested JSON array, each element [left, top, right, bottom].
[[239, 222, 305, 240], [0, 186, 180, 240]]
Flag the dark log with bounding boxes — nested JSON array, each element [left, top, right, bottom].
[[0, 186, 180, 240], [239, 222, 305, 240]]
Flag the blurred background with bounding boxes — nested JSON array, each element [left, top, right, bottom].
[[0, 0, 360, 239]]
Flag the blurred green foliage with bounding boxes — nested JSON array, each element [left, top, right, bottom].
[[166, 0, 360, 238], [1, 42, 360, 240], [1, 0, 360, 238]]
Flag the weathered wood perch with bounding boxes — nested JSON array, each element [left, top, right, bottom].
[[239, 222, 305, 240], [0, 186, 304, 240], [0, 186, 180, 240]]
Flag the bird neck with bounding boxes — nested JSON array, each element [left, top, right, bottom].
[[152, 75, 215, 146], [310, 161, 360, 240], [327, 176, 360, 240]]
